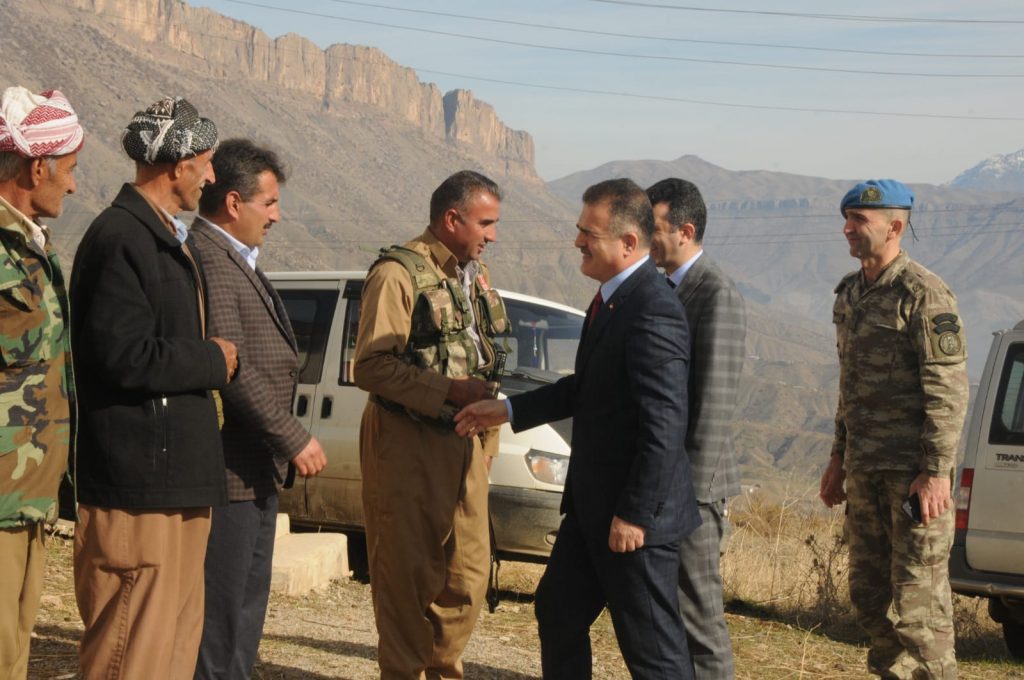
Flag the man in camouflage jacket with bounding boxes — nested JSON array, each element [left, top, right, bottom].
[[0, 86, 83, 680], [820, 179, 969, 679]]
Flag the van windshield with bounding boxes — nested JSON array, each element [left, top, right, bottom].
[[496, 297, 583, 382]]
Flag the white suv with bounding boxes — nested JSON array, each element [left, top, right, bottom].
[[267, 271, 583, 562], [950, 320, 1024, 659]]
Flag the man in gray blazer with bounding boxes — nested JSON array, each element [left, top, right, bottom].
[[190, 139, 326, 679], [647, 178, 746, 680]]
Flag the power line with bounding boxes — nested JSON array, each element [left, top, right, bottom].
[[318, 0, 1024, 59], [591, 1, 1024, 25], [224, 0, 1024, 78], [73, 7, 1024, 122], [411, 67, 1024, 121]]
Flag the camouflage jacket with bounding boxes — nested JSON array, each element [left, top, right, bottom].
[[831, 251, 968, 476], [0, 197, 73, 528]]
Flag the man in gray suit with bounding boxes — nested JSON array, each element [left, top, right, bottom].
[[647, 178, 746, 679], [190, 139, 326, 679]]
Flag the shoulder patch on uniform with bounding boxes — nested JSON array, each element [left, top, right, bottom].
[[937, 332, 962, 356], [932, 313, 961, 336]]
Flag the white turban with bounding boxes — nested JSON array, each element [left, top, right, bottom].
[[0, 87, 84, 158]]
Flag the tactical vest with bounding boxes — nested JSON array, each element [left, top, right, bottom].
[[370, 246, 509, 427]]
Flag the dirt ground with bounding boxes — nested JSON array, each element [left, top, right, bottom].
[[28, 531, 1024, 679]]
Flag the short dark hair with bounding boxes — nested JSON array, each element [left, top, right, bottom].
[[198, 138, 286, 215], [581, 178, 653, 245], [0, 151, 28, 183], [429, 170, 502, 223], [646, 178, 707, 243], [0, 152, 57, 183]]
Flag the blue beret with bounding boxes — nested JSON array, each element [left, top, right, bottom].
[[840, 179, 914, 216]]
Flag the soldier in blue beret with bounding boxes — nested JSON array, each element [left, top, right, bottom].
[[840, 178, 915, 216], [821, 178, 968, 678]]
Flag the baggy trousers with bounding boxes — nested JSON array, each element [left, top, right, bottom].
[[0, 523, 46, 680], [360, 403, 490, 680], [845, 471, 957, 680], [75, 505, 212, 680]]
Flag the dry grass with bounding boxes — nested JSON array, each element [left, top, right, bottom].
[[28, 500, 1024, 679], [723, 485, 851, 626], [721, 484, 1020, 676]]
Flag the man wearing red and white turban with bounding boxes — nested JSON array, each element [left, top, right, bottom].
[[0, 85, 83, 680]]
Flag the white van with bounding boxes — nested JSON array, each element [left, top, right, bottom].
[[950, 320, 1024, 659], [267, 271, 582, 562]]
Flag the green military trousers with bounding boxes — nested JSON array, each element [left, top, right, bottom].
[[845, 470, 957, 680]]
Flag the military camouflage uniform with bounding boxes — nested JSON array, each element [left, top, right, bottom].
[[0, 196, 72, 527], [832, 250, 968, 679], [0, 196, 73, 678]]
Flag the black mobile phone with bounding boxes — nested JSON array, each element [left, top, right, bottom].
[[902, 493, 923, 524]]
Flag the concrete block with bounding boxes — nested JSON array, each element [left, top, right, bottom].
[[271, 532, 350, 596], [275, 513, 290, 539]]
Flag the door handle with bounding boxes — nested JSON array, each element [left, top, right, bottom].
[[295, 395, 309, 417], [320, 396, 333, 419]]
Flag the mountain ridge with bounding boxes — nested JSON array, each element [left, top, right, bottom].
[[62, 0, 538, 181], [951, 147, 1024, 193]]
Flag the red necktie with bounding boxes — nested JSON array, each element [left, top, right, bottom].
[[586, 290, 603, 328]]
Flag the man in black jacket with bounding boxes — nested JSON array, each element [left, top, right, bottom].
[[455, 179, 699, 679], [70, 96, 237, 680]]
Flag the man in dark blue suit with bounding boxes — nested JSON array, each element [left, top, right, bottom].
[[456, 178, 700, 679]]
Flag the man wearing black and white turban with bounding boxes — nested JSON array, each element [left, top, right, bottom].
[[70, 96, 239, 680]]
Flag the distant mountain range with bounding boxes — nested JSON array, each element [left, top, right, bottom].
[[549, 155, 1024, 380], [951, 148, 1024, 193]]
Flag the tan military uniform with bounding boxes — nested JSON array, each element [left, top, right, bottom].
[[354, 229, 498, 680], [832, 250, 968, 679]]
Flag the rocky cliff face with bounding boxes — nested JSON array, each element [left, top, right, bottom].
[[67, 0, 536, 179], [443, 90, 535, 178]]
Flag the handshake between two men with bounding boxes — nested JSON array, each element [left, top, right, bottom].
[[449, 376, 649, 555]]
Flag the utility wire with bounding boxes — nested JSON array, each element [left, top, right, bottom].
[[411, 67, 1024, 121], [591, 0, 1024, 25], [76, 7, 1024, 121], [318, 0, 1024, 59], [225, 0, 1024, 78]]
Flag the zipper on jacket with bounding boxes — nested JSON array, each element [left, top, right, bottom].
[[160, 396, 168, 456], [151, 396, 168, 472]]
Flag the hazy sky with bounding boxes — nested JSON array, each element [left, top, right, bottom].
[[191, 0, 1024, 184]]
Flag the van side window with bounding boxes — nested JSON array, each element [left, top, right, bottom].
[[990, 342, 1024, 445], [339, 280, 364, 385], [498, 298, 583, 376], [278, 289, 339, 385]]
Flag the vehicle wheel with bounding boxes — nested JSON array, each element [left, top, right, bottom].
[[1004, 620, 1024, 661]]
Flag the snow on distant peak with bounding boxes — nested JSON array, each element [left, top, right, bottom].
[[951, 147, 1024, 192]]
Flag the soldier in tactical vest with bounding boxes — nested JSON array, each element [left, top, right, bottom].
[[354, 170, 507, 679], [820, 179, 969, 679], [0, 86, 82, 680]]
